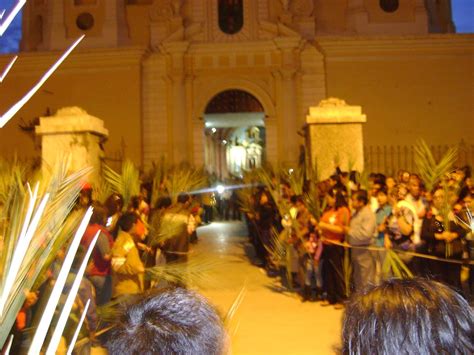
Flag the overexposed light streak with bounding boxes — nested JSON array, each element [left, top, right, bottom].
[[0, 9, 6, 20], [46, 231, 98, 355], [28, 207, 93, 355], [4, 335, 13, 355], [0, 1, 26, 36], [0, 55, 18, 83], [0, 187, 47, 318], [0, 35, 85, 128], [66, 299, 90, 355]]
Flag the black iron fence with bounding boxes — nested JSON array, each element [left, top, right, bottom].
[[364, 141, 474, 176]]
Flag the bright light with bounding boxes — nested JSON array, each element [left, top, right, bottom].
[[0, 0, 26, 36], [289, 168, 294, 174], [211, 127, 217, 133], [0, 55, 18, 83], [0, 35, 85, 128], [216, 185, 225, 194], [222, 139, 227, 145]]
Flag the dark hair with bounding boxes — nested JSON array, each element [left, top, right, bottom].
[[290, 195, 304, 205], [106, 287, 226, 355], [90, 202, 107, 226], [155, 196, 172, 210], [105, 193, 124, 216], [328, 188, 348, 209], [116, 212, 138, 233], [353, 189, 368, 205], [341, 278, 474, 355], [177, 193, 190, 204]]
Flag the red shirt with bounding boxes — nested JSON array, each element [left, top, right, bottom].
[[320, 206, 350, 242], [81, 224, 114, 276]]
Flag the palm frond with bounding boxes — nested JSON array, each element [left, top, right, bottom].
[[165, 165, 207, 203], [414, 139, 458, 192], [382, 249, 413, 279], [224, 286, 247, 340], [146, 254, 222, 288], [0, 160, 91, 348], [103, 159, 140, 209]]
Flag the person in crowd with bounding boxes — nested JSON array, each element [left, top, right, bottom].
[[384, 185, 416, 266], [201, 191, 215, 224], [344, 190, 377, 292], [318, 188, 350, 308], [301, 223, 323, 302], [104, 193, 124, 237], [421, 186, 466, 290], [106, 287, 227, 355], [374, 186, 392, 283], [111, 212, 145, 297], [81, 202, 114, 305], [405, 174, 427, 246], [161, 193, 193, 264], [340, 278, 474, 355], [255, 189, 278, 269]]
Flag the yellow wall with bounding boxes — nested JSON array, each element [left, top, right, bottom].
[[0, 47, 144, 165], [319, 34, 474, 146]]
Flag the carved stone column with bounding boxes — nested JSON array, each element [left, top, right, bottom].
[[274, 36, 301, 167], [306, 98, 366, 180], [35, 107, 109, 184], [162, 41, 190, 164]]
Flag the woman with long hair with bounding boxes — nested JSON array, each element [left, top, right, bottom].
[[318, 188, 350, 308]]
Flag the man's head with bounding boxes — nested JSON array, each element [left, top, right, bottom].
[[107, 287, 227, 355], [408, 174, 422, 199], [117, 212, 138, 233], [351, 190, 368, 211], [341, 278, 473, 355]]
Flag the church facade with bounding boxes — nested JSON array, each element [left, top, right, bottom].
[[0, 0, 472, 172]]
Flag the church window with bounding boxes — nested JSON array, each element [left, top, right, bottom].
[[76, 13, 95, 30], [218, 0, 244, 35], [379, 0, 399, 13]]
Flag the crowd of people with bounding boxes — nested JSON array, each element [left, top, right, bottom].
[[6, 164, 474, 353], [244, 167, 474, 306]]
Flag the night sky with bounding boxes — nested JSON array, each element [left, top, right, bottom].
[[0, 0, 473, 54]]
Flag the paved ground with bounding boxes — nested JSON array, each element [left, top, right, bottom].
[[194, 221, 342, 355]]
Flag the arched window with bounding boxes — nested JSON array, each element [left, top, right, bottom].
[[218, 0, 244, 35], [379, 0, 399, 13]]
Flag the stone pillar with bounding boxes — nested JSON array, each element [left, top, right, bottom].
[[35, 107, 109, 184], [306, 98, 366, 180], [162, 41, 190, 164], [274, 37, 301, 168]]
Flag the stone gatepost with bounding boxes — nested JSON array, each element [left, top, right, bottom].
[[306, 98, 366, 180], [35, 107, 109, 184]]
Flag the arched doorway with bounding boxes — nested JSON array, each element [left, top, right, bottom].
[[204, 89, 265, 178]]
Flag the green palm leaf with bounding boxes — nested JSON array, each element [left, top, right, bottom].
[[414, 139, 458, 192], [103, 159, 140, 209]]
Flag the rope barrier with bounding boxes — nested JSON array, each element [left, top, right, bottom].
[[323, 238, 474, 266]]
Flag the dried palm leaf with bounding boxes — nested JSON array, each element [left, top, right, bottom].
[[414, 139, 458, 192]]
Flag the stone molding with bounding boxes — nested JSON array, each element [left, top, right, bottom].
[[316, 34, 474, 56], [36, 107, 109, 137], [306, 98, 366, 124]]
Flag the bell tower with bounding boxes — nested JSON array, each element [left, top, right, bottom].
[[21, 0, 129, 51]]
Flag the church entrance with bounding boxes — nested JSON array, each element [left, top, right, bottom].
[[203, 90, 265, 179]]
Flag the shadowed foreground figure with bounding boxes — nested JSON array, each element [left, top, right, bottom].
[[341, 278, 474, 355], [106, 287, 227, 355]]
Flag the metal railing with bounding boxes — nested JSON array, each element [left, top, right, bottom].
[[364, 141, 474, 175]]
